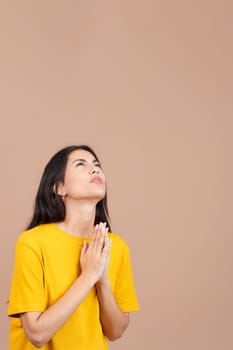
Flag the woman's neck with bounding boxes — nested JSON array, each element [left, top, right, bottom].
[[57, 199, 97, 238]]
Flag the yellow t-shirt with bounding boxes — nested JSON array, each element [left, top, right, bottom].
[[8, 223, 139, 350]]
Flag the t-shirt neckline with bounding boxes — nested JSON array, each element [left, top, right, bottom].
[[50, 223, 91, 242]]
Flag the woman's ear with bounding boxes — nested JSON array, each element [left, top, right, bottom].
[[53, 182, 66, 197]]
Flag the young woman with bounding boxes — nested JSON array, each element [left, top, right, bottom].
[[8, 145, 139, 350]]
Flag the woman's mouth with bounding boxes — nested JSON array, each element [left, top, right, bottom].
[[90, 176, 103, 184]]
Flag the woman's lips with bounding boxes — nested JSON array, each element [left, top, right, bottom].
[[90, 176, 103, 184]]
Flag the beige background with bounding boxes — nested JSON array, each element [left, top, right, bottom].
[[1, 1, 233, 349]]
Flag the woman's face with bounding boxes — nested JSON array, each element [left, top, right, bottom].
[[58, 149, 106, 202]]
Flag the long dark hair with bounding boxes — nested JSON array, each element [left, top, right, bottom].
[[27, 145, 111, 231]]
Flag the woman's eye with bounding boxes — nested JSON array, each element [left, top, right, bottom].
[[95, 163, 101, 168], [76, 162, 85, 167]]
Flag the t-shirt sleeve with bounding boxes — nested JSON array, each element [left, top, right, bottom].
[[8, 242, 46, 317], [113, 243, 140, 313]]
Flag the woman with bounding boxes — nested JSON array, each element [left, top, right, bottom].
[[8, 145, 139, 349]]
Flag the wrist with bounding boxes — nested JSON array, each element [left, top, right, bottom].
[[96, 276, 110, 289], [79, 271, 98, 288]]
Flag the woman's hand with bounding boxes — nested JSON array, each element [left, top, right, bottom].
[[97, 224, 112, 285], [80, 222, 111, 285]]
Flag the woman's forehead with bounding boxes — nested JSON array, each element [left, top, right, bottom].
[[68, 149, 97, 163]]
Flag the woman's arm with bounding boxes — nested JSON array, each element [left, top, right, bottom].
[[20, 225, 109, 348], [95, 226, 129, 341], [96, 278, 129, 341], [21, 273, 95, 348]]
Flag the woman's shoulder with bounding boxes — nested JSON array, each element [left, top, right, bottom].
[[16, 223, 53, 245], [108, 232, 130, 251]]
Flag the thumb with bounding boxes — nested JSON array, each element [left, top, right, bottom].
[[81, 240, 88, 258]]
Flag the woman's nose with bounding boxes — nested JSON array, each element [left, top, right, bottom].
[[89, 165, 99, 174]]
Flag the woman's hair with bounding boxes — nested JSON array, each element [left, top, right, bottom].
[[27, 145, 111, 231]]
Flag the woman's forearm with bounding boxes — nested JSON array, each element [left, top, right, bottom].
[[96, 278, 129, 341], [21, 273, 95, 348]]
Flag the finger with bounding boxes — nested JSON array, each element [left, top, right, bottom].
[[102, 237, 112, 256], [89, 223, 102, 251], [94, 222, 106, 253], [96, 222, 106, 234], [92, 224, 99, 238], [89, 224, 99, 248], [93, 222, 105, 239]]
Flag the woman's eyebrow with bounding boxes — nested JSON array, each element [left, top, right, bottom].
[[72, 158, 99, 164], [72, 158, 86, 164]]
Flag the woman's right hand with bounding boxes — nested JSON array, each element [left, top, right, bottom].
[[80, 222, 110, 284]]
